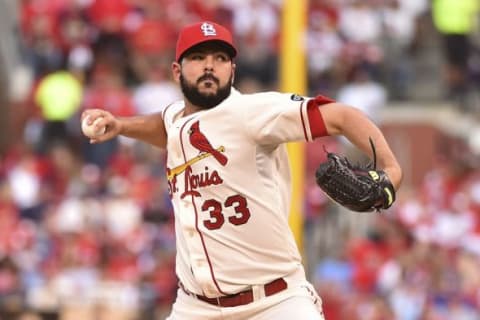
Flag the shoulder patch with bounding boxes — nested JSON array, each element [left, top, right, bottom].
[[290, 94, 305, 101]]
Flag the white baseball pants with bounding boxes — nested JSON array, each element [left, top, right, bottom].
[[166, 281, 325, 320]]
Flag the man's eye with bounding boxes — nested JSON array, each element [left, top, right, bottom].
[[191, 55, 204, 60], [216, 55, 229, 61]]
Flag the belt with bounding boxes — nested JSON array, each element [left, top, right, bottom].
[[179, 278, 288, 308]]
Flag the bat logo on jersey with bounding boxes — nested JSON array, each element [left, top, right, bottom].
[[165, 121, 227, 198], [188, 121, 228, 166]]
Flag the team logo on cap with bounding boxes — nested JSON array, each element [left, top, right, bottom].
[[201, 22, 217, 36]]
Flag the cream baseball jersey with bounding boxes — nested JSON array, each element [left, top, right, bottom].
[[162, 88, 332, 298]]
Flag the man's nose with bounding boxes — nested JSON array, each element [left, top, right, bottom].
[[204, 55, 215, 71]]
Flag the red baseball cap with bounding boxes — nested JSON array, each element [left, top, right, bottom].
[[175, 21, 237, 62]]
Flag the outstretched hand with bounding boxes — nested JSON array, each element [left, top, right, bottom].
[[81, 109, 121, 144]]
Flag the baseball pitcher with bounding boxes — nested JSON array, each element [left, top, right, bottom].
[[82, 21, 402, 320]]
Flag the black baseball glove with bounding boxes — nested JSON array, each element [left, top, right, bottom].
[[315, 139, 395, 212]]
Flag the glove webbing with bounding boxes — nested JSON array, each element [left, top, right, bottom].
[[322, 154, 379, 210], [317, 138, 392, 212]]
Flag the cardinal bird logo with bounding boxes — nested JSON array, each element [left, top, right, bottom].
[[188, 121, 228, 166]]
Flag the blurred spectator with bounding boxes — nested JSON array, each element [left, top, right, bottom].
[[82, 64, 134, 119], [337, 1, 385, 85], [380, 0, 427, 100], [337, 65, 387, 123], [185, 0, 233, 27], [87, 0, 132, 34], [306, 1, 343, 95], [432, 0, 479, 109], [231, 0, 280, 88], [0, 257, 25, 319], [56, 1, 94, 54], [132, 63, 181, 115], [33, 66, 83, 152], [103, 178, 142, 240], [339, 1, 382, 44], [126, 0, 176, 80], [20, 0, 64, 78], [5, 145, 48, 222], [389, 282, 427, 320]]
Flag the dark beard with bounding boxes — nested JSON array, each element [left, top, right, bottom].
[[180, 73, 232, 110]]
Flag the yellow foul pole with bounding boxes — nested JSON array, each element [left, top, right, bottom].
[[281, 0, 307, 252]]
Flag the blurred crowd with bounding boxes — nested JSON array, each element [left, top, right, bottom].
[[308, 154, 480, 320], [0, 0, 479, 319]]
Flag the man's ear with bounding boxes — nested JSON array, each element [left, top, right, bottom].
[[231, 63, 236, 84], [172, 62, 181, 83]]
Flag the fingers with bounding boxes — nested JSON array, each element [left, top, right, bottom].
[[88, 128, 117, 144], [81, 108, 118, 143], [81, 108, 108, 123]]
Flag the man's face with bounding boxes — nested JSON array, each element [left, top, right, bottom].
[[173, 43, 235, 110]]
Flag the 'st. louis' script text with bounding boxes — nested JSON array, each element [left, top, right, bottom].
[[167, 166, 223, 198]]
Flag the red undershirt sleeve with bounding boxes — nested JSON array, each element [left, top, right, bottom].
[[307, 95, 335, 138]]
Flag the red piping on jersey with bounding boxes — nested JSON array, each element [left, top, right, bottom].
[[307, 95, 333, 138], [178, 118, 228, 296]]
